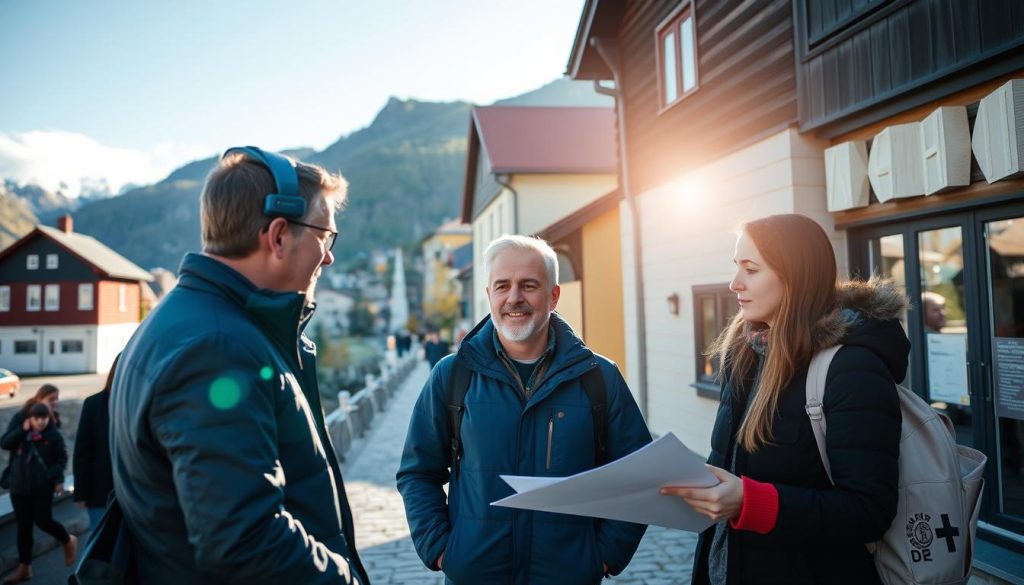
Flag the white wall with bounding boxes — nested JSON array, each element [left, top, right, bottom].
[[95, 322, 139, 373], [621, 128, 839, 454], [472, 190, 514, 321], [470, 173, 617, 322], [0, 325, 114, 375], [513, 174, 617, 235]]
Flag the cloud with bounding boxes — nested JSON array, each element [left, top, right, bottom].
[[0, 131, 212, 198]]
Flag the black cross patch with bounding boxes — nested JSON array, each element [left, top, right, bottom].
[[935, 513, 960, 553]]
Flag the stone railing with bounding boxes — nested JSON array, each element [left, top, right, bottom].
[[326, 349, 420, 463]]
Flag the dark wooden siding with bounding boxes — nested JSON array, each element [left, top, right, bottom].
[[795, 0, 1024, 136], [619, 0, 798, 195], [0, 236, 99, 283]]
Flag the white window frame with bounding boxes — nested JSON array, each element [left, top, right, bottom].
[[118, 283, 127, 312], [44, 284, 60, 311], [26, 285, 41, 312], [46, 254, 59, 269], [14, 340, 37, 354], [0, 286, 9, 312], [656, 1, 700, 112], [61, 340, 84, 354], [78, 283, 94, 311], [26, 255, 39, 270]]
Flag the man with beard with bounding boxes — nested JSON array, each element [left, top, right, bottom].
[[397, 235, 650, 584], [110, 147, 368, 584]]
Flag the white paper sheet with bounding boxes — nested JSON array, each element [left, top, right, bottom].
[[491, 433, 719, 532]]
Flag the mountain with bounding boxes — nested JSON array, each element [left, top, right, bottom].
[[62, 99, 471, 271], [492, 78, 614, 107], [2, 179, 77, 225], [0, 187, 37, 249]]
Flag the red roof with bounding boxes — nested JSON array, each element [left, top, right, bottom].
[[461, 106, 618, 222], [472, 106, 617, 174]]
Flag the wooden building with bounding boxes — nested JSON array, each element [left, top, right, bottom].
[[0, 215, 152, 374], [569, 0, 1024, 578]]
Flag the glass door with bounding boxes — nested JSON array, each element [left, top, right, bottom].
[[978, 207, 1024, 534], [851, 201, 1024, 542]]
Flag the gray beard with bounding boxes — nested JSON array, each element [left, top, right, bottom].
[[495, 311, 550, 343]]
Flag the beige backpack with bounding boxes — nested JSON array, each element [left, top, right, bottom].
[[805, 345, 987, 585]]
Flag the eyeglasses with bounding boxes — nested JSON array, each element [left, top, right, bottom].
[[286, 219, 338, 252]]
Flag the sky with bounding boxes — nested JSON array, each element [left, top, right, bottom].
[[0, 0, 588, 197]]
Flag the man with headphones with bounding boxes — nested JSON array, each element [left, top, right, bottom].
[[110, 147, 369, 584]]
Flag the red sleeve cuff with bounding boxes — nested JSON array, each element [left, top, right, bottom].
[[729, 475, 778, 534]]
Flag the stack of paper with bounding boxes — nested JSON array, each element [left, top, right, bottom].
[[491, 433, 719, 532]]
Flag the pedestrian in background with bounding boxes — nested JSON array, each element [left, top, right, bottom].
[[661, 213, 907, 584], [74, 353, 120, 529], [423, 331, 449, 370], [1, 401, 77, 583]]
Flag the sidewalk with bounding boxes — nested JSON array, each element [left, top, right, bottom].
[[22, 360, 699, 583], [342, 361, 698, 584]]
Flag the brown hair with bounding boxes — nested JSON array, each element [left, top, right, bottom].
[[21, 383, 60, 426], [200, 152, 348, 258], [709, 214, 837, 451], [104, 352, 122, 393]]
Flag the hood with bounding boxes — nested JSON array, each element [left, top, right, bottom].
[[812, 278, 910, 381]]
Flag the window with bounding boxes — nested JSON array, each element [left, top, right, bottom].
[[692, 284, 739, 398], [26, 285, 41, 311], [118, 283, 127, 312], [26, 255, 39, 270], [46, 254, 58, 269], [14, 340, 37, 354], [0, 286, 9, 311], [657, 2, 699, 110], [44, 284, 59, 311], [78, 283, 94, 310], [61, 340, 84, 353]]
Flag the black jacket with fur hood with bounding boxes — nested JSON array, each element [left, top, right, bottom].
[[692, 279, 910, 585]]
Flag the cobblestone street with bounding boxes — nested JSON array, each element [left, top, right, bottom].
[[343, 361, 698, 584]]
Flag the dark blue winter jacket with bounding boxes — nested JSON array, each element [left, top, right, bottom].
[[397, 314, 651, 585], [111, 253, 368, 584]]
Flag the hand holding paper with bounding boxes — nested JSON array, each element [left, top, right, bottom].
[[491, 433, 719, 532]]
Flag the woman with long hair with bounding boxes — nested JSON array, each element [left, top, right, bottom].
[[661, 214, 908, 584]]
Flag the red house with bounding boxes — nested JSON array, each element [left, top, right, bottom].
[[0, 215, 152, 375]]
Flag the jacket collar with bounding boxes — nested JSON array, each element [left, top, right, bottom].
[[458, 312, 594, 403], [176, 253, 314, 354]]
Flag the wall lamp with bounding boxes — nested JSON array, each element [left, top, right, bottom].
[[667, 293, 680, 316]]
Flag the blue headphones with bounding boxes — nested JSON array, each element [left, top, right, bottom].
[[221, 146, 306, 219]]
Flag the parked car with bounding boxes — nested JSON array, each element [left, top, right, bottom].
[[0, 368, 19, 398]]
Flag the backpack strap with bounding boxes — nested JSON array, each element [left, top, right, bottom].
[[446, 357, 472, 480], [804, 345, 843, 484], [580, 365, 609, 466], [447, 358, 610, 475]]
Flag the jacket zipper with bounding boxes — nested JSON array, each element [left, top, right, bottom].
[[546, 408, 554, 470]]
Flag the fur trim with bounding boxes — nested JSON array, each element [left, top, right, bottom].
[[812, 277, 908, 350]]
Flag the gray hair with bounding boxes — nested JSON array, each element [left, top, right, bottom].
[[483, 235, 558, 289]]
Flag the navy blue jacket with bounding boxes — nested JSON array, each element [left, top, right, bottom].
[[73, 389, 113, 508], [397, 314, 651, 585], [111, 253, 368, 584]]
